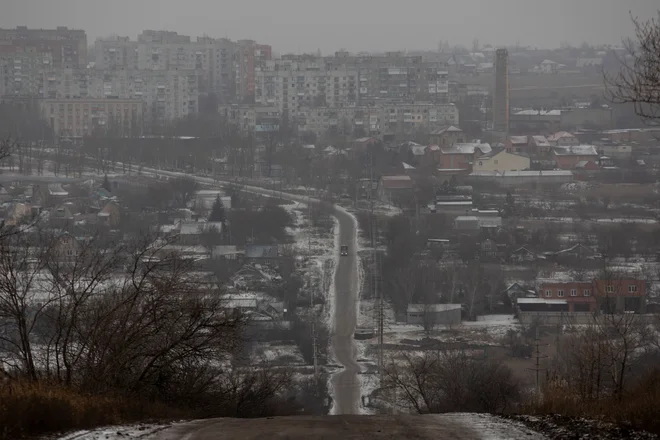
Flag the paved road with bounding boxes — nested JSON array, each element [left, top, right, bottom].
[[137, 169, 362, 414], [329, 204, 361, 414], [154, 414, 546, 439]]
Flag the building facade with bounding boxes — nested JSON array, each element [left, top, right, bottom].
[[0, 26, 87, 68], [0, 46, 53, 97], [40, 98, 144, 137]]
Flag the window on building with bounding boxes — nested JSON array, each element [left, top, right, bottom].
[[557, 290, 565, 297], [545, 290, 552, 297], [570, 289, 577, 297], [584, 289, 591, 296], [606, 285, 615, 294], [629, 285, 638, 293]]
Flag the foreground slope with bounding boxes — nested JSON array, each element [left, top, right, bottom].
[[105, 414, 547, 439]]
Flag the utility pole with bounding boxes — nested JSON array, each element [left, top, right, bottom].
[[527, 326, 548, 403]]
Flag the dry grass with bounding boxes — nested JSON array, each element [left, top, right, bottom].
[[524, 369, 660, 434], [0, 381, 184, 439]]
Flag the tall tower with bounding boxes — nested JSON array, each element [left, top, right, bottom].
[[493, 48, 509, 134]]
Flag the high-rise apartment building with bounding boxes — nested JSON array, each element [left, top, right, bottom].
[[95, 32, 236, 100], [493, 48, 509, 134], [0, 26, 87, 68], [94, 36, 139, 70], [255, 59, 358, 115], [235, 39, 272, 102], [0, 46, 53, 97]]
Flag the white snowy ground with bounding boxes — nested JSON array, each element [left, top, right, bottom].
[[54, 423, 175, 440]]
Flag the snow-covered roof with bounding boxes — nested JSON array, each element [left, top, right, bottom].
[[547, 131, 576, 142], [553, 145, 598, 156], [509, 136, 528, 144], [530, 135, 551, 147], [430, 125, 463, 135], [441, 142, 492, 155], [402, 162, 416, 170], [410, 145, 427, 156], [514, 109, 561, 116]]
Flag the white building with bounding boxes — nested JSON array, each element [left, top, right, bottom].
[[255, 61, 358, 114]]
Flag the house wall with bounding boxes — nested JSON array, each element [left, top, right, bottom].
[[474, 151, 530, 172], [439, 153, 472, 170], [540, 282, 596, 312]]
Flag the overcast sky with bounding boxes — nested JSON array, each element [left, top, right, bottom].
[[2, 0, 658, 53]]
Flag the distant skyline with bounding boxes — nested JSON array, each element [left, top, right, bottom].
[[3, 0, 659, 54]]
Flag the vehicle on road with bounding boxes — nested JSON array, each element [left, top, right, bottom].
[[340, 245, 349, 256]]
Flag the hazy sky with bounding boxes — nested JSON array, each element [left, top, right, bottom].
[[2, 0, 659, 53]]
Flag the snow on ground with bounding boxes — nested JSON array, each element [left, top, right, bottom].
[[55, 423, 173, 440], [429, 414, 547, 439], [250, 342, 306, 366]]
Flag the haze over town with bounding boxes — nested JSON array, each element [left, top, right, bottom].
[[1, 2, 660, 439], [3, 0, 660, 52]]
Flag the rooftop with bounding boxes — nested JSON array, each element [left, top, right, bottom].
[[553, 145, 598, 156], [441, 142, 492, 155]]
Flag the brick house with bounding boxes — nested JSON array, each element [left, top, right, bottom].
[[552, 145, 598, 170], [539, 278, 646, 313]]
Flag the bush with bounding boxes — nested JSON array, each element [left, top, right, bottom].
[[384, 350, 521, 414], [0, 381, 182, 439], [526, 368, 660, 434]]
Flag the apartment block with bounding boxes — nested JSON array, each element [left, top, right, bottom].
[[235, 39, 272, 102], [40, 98, 144, 137], [95, 32, 236, 99], [0, 46, 53, 97], [41, 68, 198, 128], [0, 26, 87, 68], [219, 104, 280, 133], [296, 102, 458, 138], [255, 60, 358, 114], [328, 51, 450, 103], [94, 36, 139, 70]]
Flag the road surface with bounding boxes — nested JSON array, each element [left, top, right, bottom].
[[137, 169, 362, 414], [328, 204, 361, 414], [152, 414, 546, 439]]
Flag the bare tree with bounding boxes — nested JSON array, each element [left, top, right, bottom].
[[605, 12, 660, 121], [383, 349, 519, 414]]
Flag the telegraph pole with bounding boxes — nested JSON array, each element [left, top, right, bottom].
[[527, 326, 548, 403]]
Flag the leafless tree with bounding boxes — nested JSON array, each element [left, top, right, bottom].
[[383, 349, 519, 414], [0, 231, 53, 380], [605, 12, 660, 121]]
